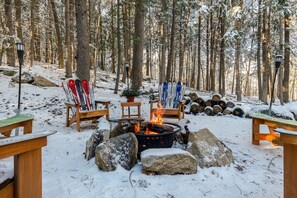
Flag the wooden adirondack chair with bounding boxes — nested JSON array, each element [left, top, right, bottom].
[[149, 81, 185, 120], [64, 79, 110, 132]]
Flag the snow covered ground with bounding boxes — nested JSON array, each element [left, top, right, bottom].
[[0, 64, 293, 198]]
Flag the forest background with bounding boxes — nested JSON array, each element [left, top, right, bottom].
[[1, 0, 297, 104]]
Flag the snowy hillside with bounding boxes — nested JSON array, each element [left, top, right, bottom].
[[1, 64, 295, 198]]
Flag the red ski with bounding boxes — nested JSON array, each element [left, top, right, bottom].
[[67, 79, 80, 106], [81, 80, 92, 110]]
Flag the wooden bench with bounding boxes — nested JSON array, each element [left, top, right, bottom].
[[0, 132, 55, 198], [0, 114, 34, 137], [252, 113, 297, 145]]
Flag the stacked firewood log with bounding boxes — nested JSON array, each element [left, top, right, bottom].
[[186, 92, 244, 117]]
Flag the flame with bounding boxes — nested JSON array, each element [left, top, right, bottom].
[[134, 122, 140, 132], [151, 102, 164, 125], [134, 102, 164, 135]]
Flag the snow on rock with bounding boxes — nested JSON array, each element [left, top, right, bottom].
[[33, 75, 59, 87], [11, 72, 34, 84], [141, 148, 197, 175], [186, 128, 234, 168], [95, 133, 138, 171], [85, 118, 110, 160]]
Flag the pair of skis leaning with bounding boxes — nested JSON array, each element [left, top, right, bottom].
[[62, 79, 96, 112], [159, 81, 183, 109]]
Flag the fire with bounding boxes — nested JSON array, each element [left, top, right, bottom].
[[134, 103, 164, 135], [151, 102, 164, 125]]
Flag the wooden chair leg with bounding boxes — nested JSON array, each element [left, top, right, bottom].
[[76, 112, 80, 132], [66, 106, 70, 127]]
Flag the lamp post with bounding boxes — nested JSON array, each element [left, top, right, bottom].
[[268, 55, 283, 116], [15, 43, 24, 136], [125, 62, 130, 89]]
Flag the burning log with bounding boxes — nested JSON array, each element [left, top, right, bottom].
[[146, 123, 174, 134]]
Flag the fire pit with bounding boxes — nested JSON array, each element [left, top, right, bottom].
[[122, 121, 182, 153]]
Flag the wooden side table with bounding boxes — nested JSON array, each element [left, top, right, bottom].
[[121, 102, 141, 118], [0, 114, 34, 137], [276, 129, 297, 198]]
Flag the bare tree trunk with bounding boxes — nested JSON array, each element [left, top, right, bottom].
[[51, 0, 64, 69], [210, 1, 215, 92], [283, 0, 290, 103], [166, 0, 176, 82], [75, 0, 90, 80], [278, 0, 284, 105], [114, 0, 121, 94], [235, 0, 242, 101], [34, 1, 41, 61], [245, 38, 254, 96], [30, 0, 35, 67], [261, 5, 268, 104], [65, 0, 72, 78], [219, 5, 225, 96], [196, 14, 201, 90], [15, 0, 23, 42], [160, 23, 166, 83], [206, 16, 210, 90], [122, 1, 129, 82], [4, 0, 15, 67], [178, 3, 191, 82], [111, 0, 116, 74], [70, 0, 75, 71], [257, 0, 262, 100], [131, 0, 144, 90], [190, 41, 196, 88]]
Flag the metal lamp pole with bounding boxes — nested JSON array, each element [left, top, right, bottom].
[[268, 55, 283, 116], [125, 62, 130, 90], [15, 43, 25, 136]]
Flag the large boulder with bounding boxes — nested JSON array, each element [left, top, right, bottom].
[[95, 133, 138, 171], [11, 72, 34, 84], [3, 70, 17, 76], [141, 148, 197, 175], [186, 128, 234, 168], [85, 118, 110, 160], [33, 75, 58, 87]]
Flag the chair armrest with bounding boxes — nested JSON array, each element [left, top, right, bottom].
[[149, 100, 159, 104], [95, 100, 110, 109], [95, 100, 110, 105], [65, 103, 78, 108]]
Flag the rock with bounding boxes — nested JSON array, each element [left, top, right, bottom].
[[186, 128, 234, 168], [11, 72, 34, 84], [95, 133, 138, 171], [3, 70, 17, 76], [110, 123, 124, 138], [33, 75, 58, 87], [85, 118, 110, 160], [141, 148, 197, 175]]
